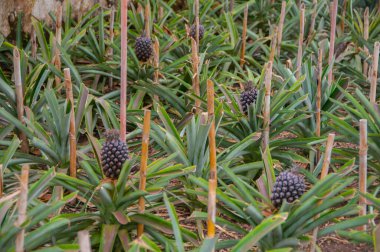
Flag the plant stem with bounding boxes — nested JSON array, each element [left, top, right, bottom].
[[296, 3, 305, 79], [307, 0, 317, 44], [16, 164, 29, 252], [120, 0, 128, 141], [328, 0, 338, 86], [277, 1, 286, 56], [109, 4, 116, 89], [263, 62, 273, 151], [137, 109, 151, 237], [54, 2, 62, 88], [78, 230, 92, 251], [370, 42, 379, 104], [144, 1, 150, 38], [269, 26, 278, 64], [316, 48, 323, 162], [359, 119, 367, 231], [191, 38, 201, 113], [240, 4, 248, 67], [363, 8, 369, 77]]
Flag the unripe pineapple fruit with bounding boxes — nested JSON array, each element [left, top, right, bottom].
[[271, 171, 306, 208], [190, 24, 205, 40], [101, 130, 129, 179], [135, 36, 153, 62], [240, 81, 258, 113]]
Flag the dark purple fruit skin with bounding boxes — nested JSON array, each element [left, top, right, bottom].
[[101, 136, 129, 179], [135, 36, 153, 62], [240, 88, 258, 113], [271, 171, 306, 208], [190, 24, 204, 40]]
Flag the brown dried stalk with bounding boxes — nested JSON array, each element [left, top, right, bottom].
[[78, 230, 92, 251], [277, 1, 287, 56], [120, 0, 128, 141], [0, 165, 3, 197], [195, 0, 200, 46], [307, 0, 317, 43], [370, 42, 379, 104], [359, 119, 368, 231], [262, 62, 273, 150], [229, 0, 234, 12], [13, 48, 29, 153], [64, 68, 77, 178], [328, 0, 338, 86], [191, 38, 201, 113], [316, 48, 323, 161], [340, 0, 347, 34], [108, 5, 116, 89], [153, 39, 160, 103], [54, 3, 62, 87], [269, 26, 278, 64], [31, 29, 37, 59], [16, 164, 29, 252], [296, 3, 305, 79], [310, 133, 335, 252], [144, 1, 150, 38], [240, 4, 248, 67], [207, 79, 217, 239], [137, 109, 151, 237], [363, 8, 369, 77]]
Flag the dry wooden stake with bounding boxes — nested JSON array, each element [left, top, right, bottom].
[[310, 133, 335, 252], [78, 230, 92, 252], [269, 26, 278, 64], [296, 3, 305, 79], [13, 48, 29, 153], [316, 48, 323, 161], [137, 109, 151, 237], [263, 62, 273, 150], [370, 42, 379, 104], [144, 1, 150, 38], [277, 1, 286, 56], [359, 119, 368, 231], [191, 38, 201, 113], [64, 68, 77, 178], [363, 8, 369, 77], [108, 4, 116, 89], [16, 164, 29, 252], [120, 0, 128, 141], [240, 4, 248, 67], [207, 80, 217, 241], [328, 0, 338, 86], [307, 0, 317, 43]]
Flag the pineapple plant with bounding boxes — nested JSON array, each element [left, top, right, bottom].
[[239, 81, 258, 113], [134, 35, 153, 62], [189, 24, 204, 40]]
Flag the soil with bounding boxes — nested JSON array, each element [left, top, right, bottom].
[[316, 234, 373, 252]]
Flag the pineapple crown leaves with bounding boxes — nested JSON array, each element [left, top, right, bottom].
[[243, 80, 256, 91], [104, 129, 122, 142]]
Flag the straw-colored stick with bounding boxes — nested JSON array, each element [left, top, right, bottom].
[[240, 4, 248, 67], [269, 26, 278, 64], [64, 68, 77, 178], [108, 5, 116, 89], [296, 3, 305, 79], [263, 62, 273, 150], [363, 8, 369, 77], [144, 2, 150, 38], [16, 164, 29, 252], [307, 0, 317, 43], [54, 3, 62, 87], [120, 0, 128, 141], [78, 230, 92, 252], [13, 48, 29, 153], [370, 42, 380, 104], [153, 39, 160, 103], [0, 165, 3, 197], [316, 48, 323, 161], [359, 119, 368, 231], [207, 80, 217, 240], [31, 29, 37, 59], [137, 110, 151, 237], [328, 0, 338, 86], [277, 1, 286, 56], [310, 133, 335, 252], [340, 0, 347, 34], [191, 38, 201, 113]]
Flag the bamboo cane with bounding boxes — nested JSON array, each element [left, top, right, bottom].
[[363, 8, 369, 77], [207, 80, 217, 241], [55, 2, 62, 88], [64, 68, 77, 178], [191, 38, 201, 113], [370, 42, 379, 104], [144, 1, 150, 38], [269, 26, 278, 64], [296, 3, 305, 79], [120, 0, 128, 141], [13, 48, 29, 153], [310, 133, 335, 252], [240, 4, 248, 67], [359, 119, 368, 231], [307, 0, 317, 44], [137, 110, 151, 237], [263, 62, 273, 151], [328, 0, 338, 86], [0, 165, 3, 197], [78, 230, 91, 252], [277, 1, 286, 56], [316, 48, 323, 162], [16, 164, 29, 252], [108, 4, 116, 89], [340, 0, 347, 34]]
